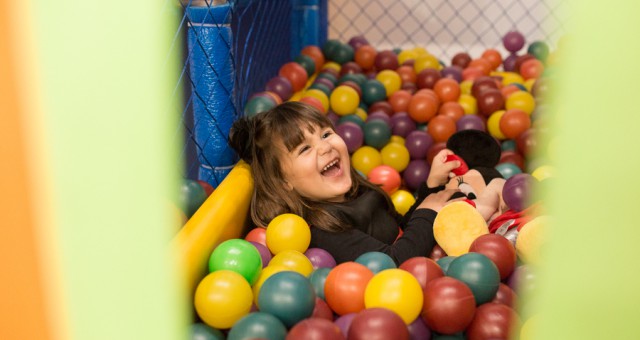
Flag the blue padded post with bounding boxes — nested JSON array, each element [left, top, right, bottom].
[[186, 5, 236, 187], [291, 0, 325, 58]]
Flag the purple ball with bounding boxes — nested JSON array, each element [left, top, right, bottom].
[[366, 111, 392, 126], [314, 77, 336, 91], [405, 130, 433, 160], [327, 111, 340, 127], [407, 316, 431, 340], [390, 112, 417, 137], [503, 53, 519, 72], [304, 247, 337, 269], [456, 114, 486, 132], [348, 35, 370, 51], [249, 241, 272, 268], [336, 122, 364, 153], [403, 160, 430, 192], [334, 313, 357, 337], [265, 76, 293, 101], [503, 31, 526, 53], [440, 65, 463, 83], [502, 173, 534, 212]]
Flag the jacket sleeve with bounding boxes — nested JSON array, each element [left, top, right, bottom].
[[398, 182, 445, 229], [310, 208, 438, 265]]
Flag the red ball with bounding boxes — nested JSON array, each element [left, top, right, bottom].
[[427, 142, 447, 165], [466, 303, 520, 340], [416, 68, 441, 89], [516, 128, 537, 158], [520, 58, 544, 80], [339, 61, 363, 77], [286, 318, 345, 340], [340, 80, 362, 99], [469, 234, 517, 280], [451, 52, 472, 69], [279, 62, 309, 92], [514, 53, 536, 73], [491, 283, 517, 308], [245, 227, 267, 246], [471, 76, 500, 99], [499, 150, 525, 171], [367, 165, 402, 194], [499, 109, 531, 139], [368, 101, 393, 116], [374, 50, 399, 71], [311, 297, 335, 321], [396, 65, 417, 85], [429, 244, 447, 261], [427, 115, 457, 143], [301, 45, 325, 74], [399, 256, 444, 291], [348, 308, 409, 340], [196, 180, 215, 197], [422, 277, 476, 335], [476, 88, 505, 117], [300, 96, 326, 113]]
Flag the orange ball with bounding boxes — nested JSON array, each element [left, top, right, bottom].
[[408, 93, 438, 123], [462, 67, 485, 81], [396, 65, 417, 85], [519, 58, 545, 80], [468, 58, 492, 75], [427, 115, 457, 143], [499, 109, 531, 139], [355, 45, 377, 71], [388, 90, 412, 113], [438, 101, 465, 122], [433, 78, 461, 102], [481, 49, 503, 70], [501, 84, 521, 100], [300, 45, 325, 74], [279, 62, 308, 92], [324, 262, 374, 315], [415, 88, 441, 107]]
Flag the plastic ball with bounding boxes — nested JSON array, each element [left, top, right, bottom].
[[438, 101, 465, 122], [516, 128, 537, 157], [399, 256, 443, 291], [390, 112, 417, 137], [268, 249, 314, 277], [258, 271, 316, 328], [339, 61, 363, 77], [503, 31, 526, 52], [287, 318, 344, 340], [305, 248, 337, 269], [499, 108, 531, 139], [266, 213, 311, 254], [380, 142, 410, 172], [336, 122, 364, 153], [390, 189, 416, 215], [351, 145, 382, 176], [189, 322, 224, 340], [516, 216, 549, 266], [457, 93, 477, 115], [355, 251, 397, 274], [332, 43, 355, 65], [426, 142, 447, 165], [368, 100, 393, 115], [456, 114, 486, 132], [407, 317, 431, 340], [436, 256, 457, 274], [397, 65, 417, 85], [324, 262, 374, 315], [363, 120, 392, 149], [348, 35, 369, 50], [179, 178, 208, 218], [402, 159, 430, 192], [519, 58, 544, 80], [367, 165, 402, 194], [495, 162, 522, 179], [405, 130, 433, 159], [248, 241, 271, 268], [265, 76, 293, 102], [354, 45, 377, 71], [375, 50, 400, 71], [407, 93, 438, 123], [447, 253, 501, 305], [429, 244, 447, 261], [433, 78, 461, 102], [334, 313, 357, 337], [330, 85, 360, 116], [514, 54, 536, 73], [301, 45, 325, 73], [469, 234, 517, 280], [531, 164, 554, 181], [492, 283, 517, 308], [481, 48, 503, 70], [294, 54, 317, 77], [414, 53, 441, 73], [527, 41, 550, 62], [427, 115, 457, 143], [279, 62, 308, 92], [476, 88, 505, 117], [416, 68, 441, 89], [300, 96, 326, 113], [227, 312, 287, 340], [466, 303, 520, 340], [245, 227, 267, 246], [467, 58, 492, 76], [421, 277, 476, 334], [505, 90, 535, 114], [502, 173, 535, 212], [194, 270, 253, 329], [503, 53, 519, 72], [338, 113, 365, 128], [208, 239, 262, 285], [309, 267, 331, 300], [499, 150, 525, 171], [348, 308, 410, 340], [366, 111, 392, 125], [365, 269, 423, 324], [252, 265, 288, 305], [361, 79, 388, 105], [376, 70, 402, 96]]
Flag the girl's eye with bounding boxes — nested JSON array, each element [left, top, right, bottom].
[[298, 145, 310, 155], [322, 130, 333, 139]]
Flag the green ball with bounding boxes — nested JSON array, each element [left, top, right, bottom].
[[258, 271, 316, 328], [337, 73, 364, 86], [358, 101, 369, 112], [496, 162, 522, 179], [447, 252, 500, 305], [227, 312, 287, 340], [501, 139, 517, 152], [363, 119, 391, 149], [338, 114, 365, 128], [316, 72, 337, 84], [294, 54, 316, 77], [355, 251, 397, 274], [179, 179, 207, 218], [208, 239, 262, 285], [361, 79, 387, 105], [321, 39, 341, 60], [332, 43, 354, 64], [309, 267, 331, 300], [527, 41, 550, 62], [436, 255, 457, 274], [189, 323, 224, 340], [244, 95, 277, 118]]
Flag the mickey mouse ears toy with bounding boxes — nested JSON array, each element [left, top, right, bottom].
[[445, 130, 503, 182]]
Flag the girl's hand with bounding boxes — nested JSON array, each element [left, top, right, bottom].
[[427, 149, 460, 188], [417, 188, 462, 212]]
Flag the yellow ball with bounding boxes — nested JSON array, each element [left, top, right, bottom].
[[500, 72, 525, 87], [330, 85, 360, 115], [268, 250, 314, 277], [376, 70, 402, 97], [397, 49, 418, 64], [390, 189, 416, 215], [412, 46, 429, 57], [380, 142, 410, 172], [364, 269, 424, 324], [322, 61, 341, 73], [458, 94, 477, 115], [194, 270, 253, 329], [487, 110, 507, 140], [524, 78, 537, 92], [354, 107, 368, 121], [389, 135, 405, 145], [351, 146, 382, 176], [520, 314, 541, 340], [516, 215, 550, 266], [266, 213, 311, 255], [304, 88, 330, 112], [460, 80, 473, 95], [252, 265, 289, 306], [414, 54, 441, 73], [506, 91, 536, 115]]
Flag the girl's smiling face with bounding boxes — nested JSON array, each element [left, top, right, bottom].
[[278, 123, 352, 202]]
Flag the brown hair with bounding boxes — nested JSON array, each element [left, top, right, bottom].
[[229, 101, 391, 232]]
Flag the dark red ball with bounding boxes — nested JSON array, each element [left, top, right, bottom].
[[516, 128, 537, 158], [471, 76, 499, 99], [286, 318, 345, 340], [476, 88, 505, 117], [416, 68, 441, 89], [466, 303, 520, 340], [399, 256, 444, 291], [374, 50, 400, 71], [491, 283, 517, 308], [499, 150, 525, 171], [348, 308, 409, 340], [429, 244, 447, 261], [422, 277, 476, 335], [367, 101, 393, 116], [468, 234, 517, 280], [451, 52, 472, 69]]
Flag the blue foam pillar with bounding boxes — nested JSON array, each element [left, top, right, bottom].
[[291, 0, 328, 58], [187, 5, 237, 187]]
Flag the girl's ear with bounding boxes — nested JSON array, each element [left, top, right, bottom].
[[283, 181, 294, 191]]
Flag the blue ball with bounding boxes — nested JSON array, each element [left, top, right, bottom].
[[496, 162, 522, 179], [355, 251, 397, 274], [257, 271, 316, 328], [309, 267, 331, 300]]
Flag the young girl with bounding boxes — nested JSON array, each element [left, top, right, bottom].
[[229, 102, 459, 265]]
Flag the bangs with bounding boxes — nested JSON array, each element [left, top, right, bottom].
[[271, 104, 333, 152]]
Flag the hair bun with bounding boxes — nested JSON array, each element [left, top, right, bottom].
[[228, 116, 256, 164]]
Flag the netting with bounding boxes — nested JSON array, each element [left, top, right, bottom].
[[170, 0, 567, 186]]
